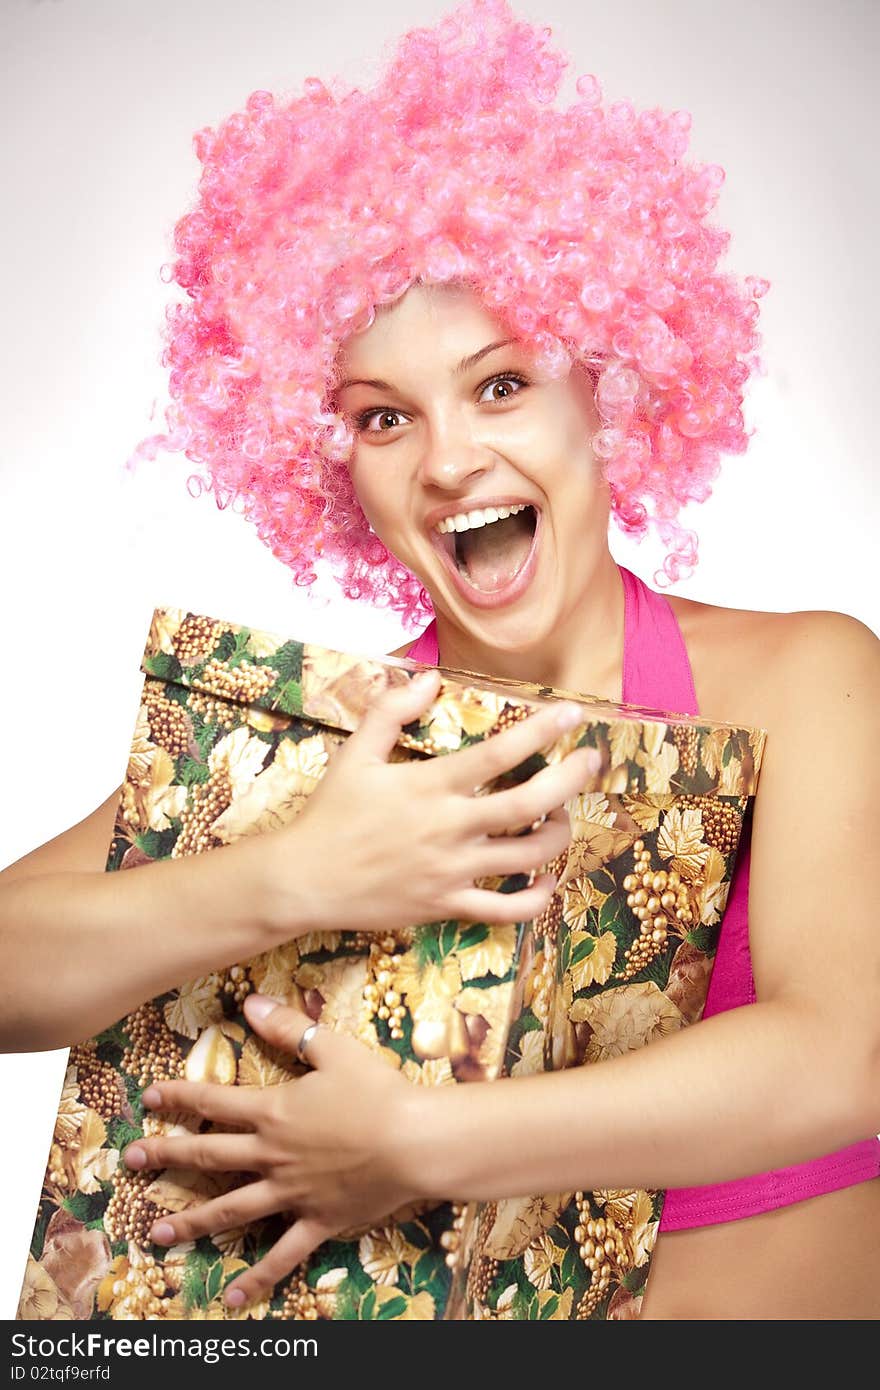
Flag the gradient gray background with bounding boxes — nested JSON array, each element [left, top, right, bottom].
[[1, 0, 877, 1317]]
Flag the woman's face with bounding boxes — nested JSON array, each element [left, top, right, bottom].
[[335, 282, 610, 653]]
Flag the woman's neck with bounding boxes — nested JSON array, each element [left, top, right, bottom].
[[432, 551, 626, 703]]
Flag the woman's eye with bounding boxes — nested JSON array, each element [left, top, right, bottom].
[[354, 374, 527, 432], [357, 408, 407, 433], [477, 374, 527, 403]]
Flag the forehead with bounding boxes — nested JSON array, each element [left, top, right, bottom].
[[337, 282, 509, 374]]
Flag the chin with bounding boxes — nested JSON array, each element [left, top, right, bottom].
[[443, 589, 562, 658]]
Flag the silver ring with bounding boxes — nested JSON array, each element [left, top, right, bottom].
[[295, 1022, 322, 1066]]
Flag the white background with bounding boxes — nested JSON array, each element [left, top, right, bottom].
[[1, 0, 877, 1318]]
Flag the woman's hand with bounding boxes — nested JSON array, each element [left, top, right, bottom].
[[122, 993, 428, 1310], [263, 670, 598, 937]]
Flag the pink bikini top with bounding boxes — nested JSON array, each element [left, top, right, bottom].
[[404, 563, 880, 1230]]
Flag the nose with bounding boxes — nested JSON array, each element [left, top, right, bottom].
[[417, 415, 494, 491]]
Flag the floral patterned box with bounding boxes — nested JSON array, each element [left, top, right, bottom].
[[18, 606, 765, 1322]]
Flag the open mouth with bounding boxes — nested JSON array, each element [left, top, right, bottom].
[[433, 503, 539, 596]]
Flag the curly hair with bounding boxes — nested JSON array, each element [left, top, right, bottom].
[[130, 0, 768, 626]]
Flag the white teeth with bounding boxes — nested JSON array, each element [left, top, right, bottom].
[[435, 503, 529, 536]]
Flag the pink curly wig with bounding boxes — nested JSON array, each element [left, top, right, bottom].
[[132, 0, 768, 626]]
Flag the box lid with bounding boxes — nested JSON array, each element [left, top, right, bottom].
[[142, 606, 766, 796]]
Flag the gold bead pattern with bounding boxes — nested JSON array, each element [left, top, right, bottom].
[[530, 942, 557, 1023], [469, 1254, 501, 1311], [47, 1142, 66, 1188], [615, 839, 691, 980], [173, 615, 221, 668], [534, 891, 563, 947], [465, 1201, 498, 1307], [672, 724, 700, 778], [439, 1202, 467, 1270], [679, 794, 742, 855], [361, 933, 412, 1041], [198, 658, 279, 705], [69, 1043, 127, 1120], [107, 1245, 170, 1318], [272, 1265, 318, 1320], [573, 1192, 626, 1319], [211, 963, 253, 1009], [105, 1171, 171, 1247], [576, 1279, 608, 1319], [543, 846, 570, 884], [171, 767, 234, 858], [120, 1003, 184, 1088], [142, 686, 192, 757], [400, 732, 445, 756], [486, 702, 532, 738], [533, 846, 569, 948], [187, 690, 238, 730]]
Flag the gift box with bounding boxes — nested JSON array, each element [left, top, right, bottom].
[[17, 606, 765, 1321]]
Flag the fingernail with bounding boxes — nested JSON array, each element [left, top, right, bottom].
[[555, 703, 584, 729], [125, 1145, 147, 1169], [412, 670, 437, 688], [225, 1288, 246, 1307], [151, 1221, 176, 1245], [142, 1086, 162, 1108], [245, 993, 281, 1021]]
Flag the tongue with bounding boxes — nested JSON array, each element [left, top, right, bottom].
[[456, 511, 534, 592]]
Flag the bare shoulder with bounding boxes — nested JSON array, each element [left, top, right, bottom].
[[761, 607, 879, 735], [666, 593, 878, 728], [780, 606, 879, 657]]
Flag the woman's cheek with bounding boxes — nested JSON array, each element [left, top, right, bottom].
[[347, 463, 383, 530], [350, 474, 410, 554]]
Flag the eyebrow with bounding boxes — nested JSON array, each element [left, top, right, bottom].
[[336, 339, 517, 393]]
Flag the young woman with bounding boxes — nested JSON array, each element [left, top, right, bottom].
[[7, 0, 879, 1319]]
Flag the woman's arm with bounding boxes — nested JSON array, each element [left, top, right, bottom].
[[407, 608, 880, 1197], [0, 809, 289, 1053], [0, 675, 593, 1051]]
